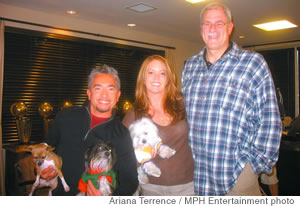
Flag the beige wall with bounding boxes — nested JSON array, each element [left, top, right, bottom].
[[0, 4, 204, 195], [0, 3, 203, 86]]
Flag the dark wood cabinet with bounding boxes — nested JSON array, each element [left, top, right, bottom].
[[5, 145, 36, 195]]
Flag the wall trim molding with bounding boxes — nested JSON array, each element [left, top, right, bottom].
[[0, 17, 176, 50]]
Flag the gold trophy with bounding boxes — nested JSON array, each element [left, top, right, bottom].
[[122, 100, 133, 114], [60, 101, 72, 110], [10, 102, 32, 144], [38, 102, 53, 139]]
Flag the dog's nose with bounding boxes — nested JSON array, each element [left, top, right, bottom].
[[142, 139, 147, 144], [37, 162, 42, 166]]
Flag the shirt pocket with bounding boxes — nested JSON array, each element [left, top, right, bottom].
[[219, 77, 249, 112]]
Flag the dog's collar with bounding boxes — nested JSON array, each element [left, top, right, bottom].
[[78, 170, 117, 193], [141, 158, 151, 165], [136, 141, 163, 159], [88, 166, 104, 174], [152, 141, 163, 157], [156, 142, 163, 151], [139, 141, 164, 166]]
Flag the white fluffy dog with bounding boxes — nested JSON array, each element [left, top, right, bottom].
[[128, 117, 176, 184]]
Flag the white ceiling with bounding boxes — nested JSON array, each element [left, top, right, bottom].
[[0, 0, 299, 47]]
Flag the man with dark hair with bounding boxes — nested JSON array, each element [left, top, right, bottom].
[[43, 65, 138, 195]]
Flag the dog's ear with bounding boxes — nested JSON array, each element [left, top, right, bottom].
[[84, 146, 93, 170], [46, 145, 55, 152], [84, 146, 94, 162], [16, 145, 33, 153]]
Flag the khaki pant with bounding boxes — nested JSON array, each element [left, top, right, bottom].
[[227, 163, 262, 196], [260, 166, 278, 185]]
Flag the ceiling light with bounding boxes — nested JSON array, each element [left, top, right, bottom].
[[239, 36, 246, 39], [128, 24, 136, 27], [127, 3, 156, 13], [66, 10, 78, 15], [253, 20, 297, 31], [185, 0, 205, 4]]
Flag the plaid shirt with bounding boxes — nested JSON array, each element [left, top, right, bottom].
[[181, 42, 282, 196]]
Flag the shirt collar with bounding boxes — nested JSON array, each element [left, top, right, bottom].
[[204, 41, 233, 69]]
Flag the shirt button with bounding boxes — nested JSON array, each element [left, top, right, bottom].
[[232, 80, 237, 87]]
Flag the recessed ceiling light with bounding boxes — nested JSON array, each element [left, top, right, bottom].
[[253, 20, 297, 31], [185, 0, 205, 4], [128, 24, 136, 27], [66, 10, 78, 15], [127, 3, 156, 13], [239, 35, 246, 39]]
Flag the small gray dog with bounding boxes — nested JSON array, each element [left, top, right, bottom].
[[78, 140, 117, 196]]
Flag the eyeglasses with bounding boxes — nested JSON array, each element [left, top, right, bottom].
[[201, 21, 227, 29]]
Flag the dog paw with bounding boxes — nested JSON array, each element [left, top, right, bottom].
[[137, 167, 149, 184], [61, 177, 70, 192], [99, 176, 113, 196], [76, 192, 86, 196], [138, 173, 149, 184], [64, 185, 70, 192], [137, 167, 146, 184], [158, 145, 176, 159], [142, 161, 161, 177]]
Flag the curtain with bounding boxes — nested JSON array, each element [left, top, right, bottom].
[[165, 48, 178, 82], [165, 49, 176, 71], [0, 20, 5, 195]]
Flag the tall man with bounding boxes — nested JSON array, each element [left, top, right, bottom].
[[45, 65, 138, 195], [181, 2, 282, 196]]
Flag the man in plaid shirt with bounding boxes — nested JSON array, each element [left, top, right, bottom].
[[181, 2, 282, 196]]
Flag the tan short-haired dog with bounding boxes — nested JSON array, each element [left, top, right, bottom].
[[19, 143, 70, 195]]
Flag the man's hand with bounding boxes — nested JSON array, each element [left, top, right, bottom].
[[87, 180, 100, 196], [39, 165, 57, 180]]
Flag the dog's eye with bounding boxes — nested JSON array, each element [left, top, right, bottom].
[[143, 132, 148, 135], [98, 146, 105, 151]]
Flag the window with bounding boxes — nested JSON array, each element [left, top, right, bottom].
[[2, 27, 164, 145], [258, 48, 295, 117]]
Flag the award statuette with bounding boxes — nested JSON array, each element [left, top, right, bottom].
[[122, 100, 132, 114], [60, 101, 72, 110], [38, 102, 53, 139], [10, 102, 32, 144]]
